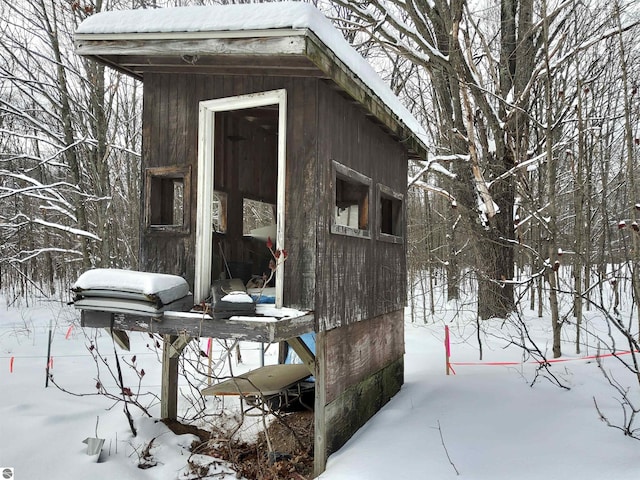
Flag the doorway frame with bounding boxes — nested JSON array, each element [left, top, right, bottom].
[[194, 89, 287, 307]]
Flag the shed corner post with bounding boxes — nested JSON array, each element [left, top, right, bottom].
[[313, 330, 327, 477]]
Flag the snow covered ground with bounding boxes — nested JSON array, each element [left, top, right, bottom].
[[1, 290, 640, 479]]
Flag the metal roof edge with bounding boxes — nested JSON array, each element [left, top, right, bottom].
[[74, 27, 308, 42]]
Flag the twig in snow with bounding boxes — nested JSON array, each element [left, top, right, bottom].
[[436, 420, 460, 475]]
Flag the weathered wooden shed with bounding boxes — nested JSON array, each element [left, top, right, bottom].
[[74, 2, 427, 475]]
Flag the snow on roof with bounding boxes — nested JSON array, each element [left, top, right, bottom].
[[76, 1, 428, 151]]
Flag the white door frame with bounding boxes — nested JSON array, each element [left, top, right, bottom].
[[195, 89, 287, 307]]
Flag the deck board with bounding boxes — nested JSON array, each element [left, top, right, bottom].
[[80, 308, 314, 343]]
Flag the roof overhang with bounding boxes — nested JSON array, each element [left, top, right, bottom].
[[75, 25, 428, 161], [75, 29, 323, 79]]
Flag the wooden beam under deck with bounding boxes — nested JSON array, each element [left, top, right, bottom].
[[81, 310, 314, 344]]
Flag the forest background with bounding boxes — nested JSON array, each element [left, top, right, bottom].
[[1, 0, 640, 363]]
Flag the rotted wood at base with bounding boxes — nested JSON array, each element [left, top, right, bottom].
[[324, 310, 405, 404], [324, 357, 404, 455], [314, 311, 404, 476]]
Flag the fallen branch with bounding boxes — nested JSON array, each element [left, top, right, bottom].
[[436, 420, 460, 475]]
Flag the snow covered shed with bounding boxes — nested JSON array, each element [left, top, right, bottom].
[[75, 1, 428, 474]]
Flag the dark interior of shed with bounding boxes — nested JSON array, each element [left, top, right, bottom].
[[211, 106, 279, 288]]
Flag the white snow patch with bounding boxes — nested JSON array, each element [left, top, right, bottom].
[[3, 292, 640, 480], [220, 291, 254, 304]]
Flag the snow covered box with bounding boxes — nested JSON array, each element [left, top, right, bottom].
[[72, 269, 193, 317]]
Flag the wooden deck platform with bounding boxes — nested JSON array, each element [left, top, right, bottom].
[[80, 305, 314, 343], [79, 304, 316, 421]]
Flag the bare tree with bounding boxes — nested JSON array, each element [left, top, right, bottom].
[[0, 0, 142, 298], [327, 0, 640, 331]]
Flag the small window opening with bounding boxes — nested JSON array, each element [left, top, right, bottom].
[[243, 198, 276, 240], [377, 184, 403, 242], [380, 195, 402, 235], [331, 161, 371, 238], [212, 191, 228, 234], [145, 165, 190, 233], [335, 177, 369, 230]]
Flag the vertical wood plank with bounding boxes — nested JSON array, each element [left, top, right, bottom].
[[283, 76, 318, 311]]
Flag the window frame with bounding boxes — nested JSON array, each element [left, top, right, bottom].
[[144, 165, 191, 234], [376, 183, 404, 244], [195, 89, 287, 305], [212, 190, 228, 235], [331, 160, 372, 239]]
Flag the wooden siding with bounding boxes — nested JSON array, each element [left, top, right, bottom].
[[325, 357, 403, 454], [282, 77, 319, 313], [141, 74, 197, 282], [140, 73, 407, 328], [317, 310, 404, 459], [315, 81, 408, 331], [324, 310, 404, 404], [140, 73, 318, 312]]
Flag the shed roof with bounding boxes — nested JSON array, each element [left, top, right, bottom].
[[75, 1, 428, 160]]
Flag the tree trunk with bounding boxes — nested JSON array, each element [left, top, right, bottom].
[[542, 0, 562, 358], [614, 5, 640, 337]]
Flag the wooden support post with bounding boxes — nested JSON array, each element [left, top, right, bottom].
[[105, 328, 130, 351], [286, 336, 315, 375], [161, 334, 191, 420], [45, 324, 52, 388], [313, 331, 327, 477], [169, 334, 191, 359]]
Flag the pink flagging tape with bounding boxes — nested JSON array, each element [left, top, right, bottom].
[[65, 325, 73, 339], [10, 356, 14, 373], [449, 350, 639, 367], [444, 326, 451, 357], [48, 357, 53, 369], [450, 361, 523, 366], [207, 338, 212, 357]]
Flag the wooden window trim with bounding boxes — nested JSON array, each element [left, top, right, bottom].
[[144, 165, 191, 234], [331, 160, 371, 239], [376, 183, 404, 244]]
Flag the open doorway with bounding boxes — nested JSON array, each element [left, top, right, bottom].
[[195, 89, 287, 306]]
